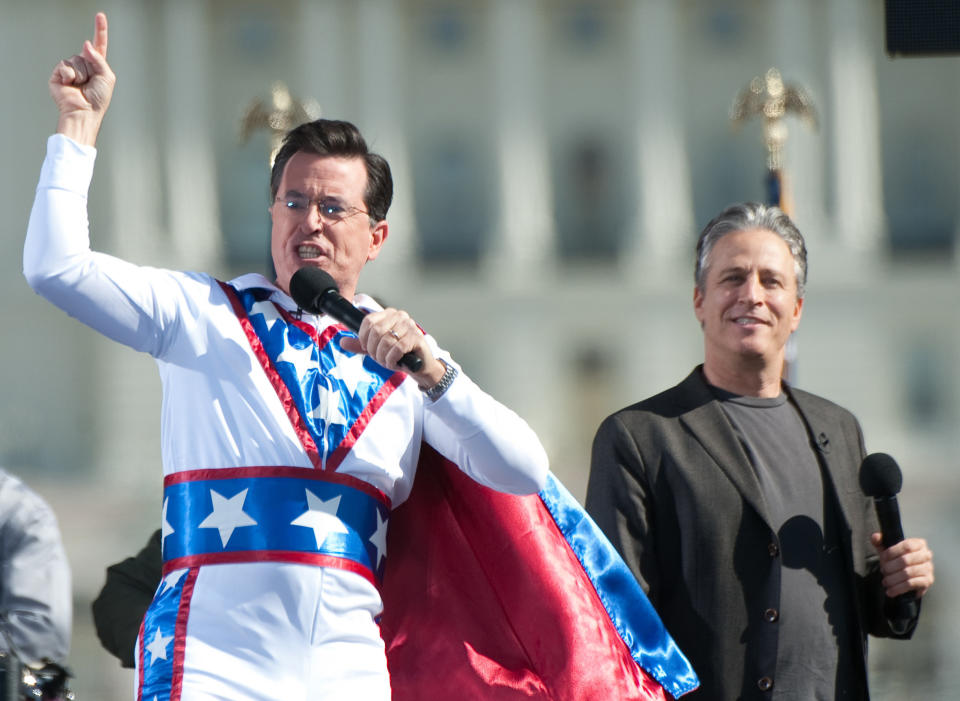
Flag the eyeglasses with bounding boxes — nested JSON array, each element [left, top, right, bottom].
[[275, 194, 373, 225]]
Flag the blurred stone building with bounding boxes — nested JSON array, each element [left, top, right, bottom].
[[2, 1, 958, 698]]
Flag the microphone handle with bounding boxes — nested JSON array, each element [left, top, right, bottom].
[[316, 292, 424, 373], [874, 496, 905, 548], [317, 291, 367, 332], [873, 495, 919, 635]]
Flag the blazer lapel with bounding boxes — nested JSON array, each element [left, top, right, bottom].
[[676, 369, 774, 530], [788, 388, 860, 516]]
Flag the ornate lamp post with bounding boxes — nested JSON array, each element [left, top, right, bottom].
[[730, 67, 817, 214], [731, 68, 817, 382]]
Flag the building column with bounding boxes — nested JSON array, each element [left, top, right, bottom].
[[163, 0, 221, 270], [770, 0, 828, 244], [485, 0, 555, 289], [828, 0, 885, 252], [299, 0, 349, 119], [622, 0, 694, 282], [102, 2, 164, 261], [95, 1, 166, 492], [355, 0, 416, 289]]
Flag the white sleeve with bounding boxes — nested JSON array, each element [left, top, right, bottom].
[[23, 134, 195, 358], [422, 362, 549, 496]]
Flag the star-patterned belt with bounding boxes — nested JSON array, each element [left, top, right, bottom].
[[160, 467, 391, 587]]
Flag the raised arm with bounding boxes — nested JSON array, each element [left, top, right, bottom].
[[26, 12, 196, 357], [49, 12, 115, 146]]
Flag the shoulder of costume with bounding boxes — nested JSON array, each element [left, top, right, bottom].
[[221, 274, 300, 309], [226, 273, 278, 292]]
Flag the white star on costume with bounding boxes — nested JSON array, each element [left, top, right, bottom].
[[308, 383, 348, 429], [145, 627, 173, 666], [276, 339, 317, 381], [291, 490, 348, 549], [370, 510, 388, 569], [160, 568, 188, 595], [161, 497, 174, 553], [328, 345, 370, 396], [255, 304, 284, 333], [198, 488, 258, 547]]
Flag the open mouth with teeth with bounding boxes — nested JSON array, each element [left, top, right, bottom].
[[298, 244, 322, 259]]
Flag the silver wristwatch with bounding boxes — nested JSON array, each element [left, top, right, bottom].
[[423, 359, 458, 401]]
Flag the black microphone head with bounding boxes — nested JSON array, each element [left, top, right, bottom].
[[289, 267, 338, 313], [859, 452, 903, 498]]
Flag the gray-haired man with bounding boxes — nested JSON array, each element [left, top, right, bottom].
[[586, 202, 934, 699]]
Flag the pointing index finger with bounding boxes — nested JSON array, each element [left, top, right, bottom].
[[93, 12, 108, 58]]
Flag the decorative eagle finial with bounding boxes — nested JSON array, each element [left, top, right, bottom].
[[240, 82, 322, 166], [731, 68, 817, 171]]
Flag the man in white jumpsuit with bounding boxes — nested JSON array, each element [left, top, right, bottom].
[[24, 14, 549, 700]]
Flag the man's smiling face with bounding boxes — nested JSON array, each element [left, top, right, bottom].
[[694, 227, 804, 376]]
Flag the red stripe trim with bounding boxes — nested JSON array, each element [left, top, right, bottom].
[[327, 372, 405, 471], [278, 306, 345, 349], [168, 568, 199, 701], [164, 466, 390, 507], [136, 617, 145, 701], [275, 305, 406, 473], [218, 281, 407, 484], [293, 312, 408, 472], [163, 551, 379, 589], [218, 282, 323, 469], [279, 306, 407, 472]]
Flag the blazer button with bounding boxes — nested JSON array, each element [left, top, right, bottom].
[[757, 676, 774, 692], [768, 542, 779, 557], [764, 608, 779, 623]]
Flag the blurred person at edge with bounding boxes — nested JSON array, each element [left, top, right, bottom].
[[586, 202, 934, 699], [91, 530, 159, 669], [24, 13, 547, 700], [0, 468, 71, 666]]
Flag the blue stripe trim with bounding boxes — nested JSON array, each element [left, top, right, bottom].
[[539, 473, 699, 698], [163, 475, 389, 581], [140, 568, 189, 701]]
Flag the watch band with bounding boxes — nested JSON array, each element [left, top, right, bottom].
[[423, 360, 458, 401]]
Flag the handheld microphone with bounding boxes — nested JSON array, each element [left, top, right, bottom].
[[289, 267, 423, 373], [858, 452, 920, 634]]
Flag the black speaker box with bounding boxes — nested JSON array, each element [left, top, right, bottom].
[[886, 0, 960, 56]]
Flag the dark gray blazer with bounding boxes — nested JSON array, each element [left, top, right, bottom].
[[586, 367, 913, 700]]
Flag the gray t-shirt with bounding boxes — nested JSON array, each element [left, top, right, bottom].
[[716, 390, 858, 700]]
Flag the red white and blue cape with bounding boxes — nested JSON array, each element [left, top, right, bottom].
[[383, 446, 699, 700]]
